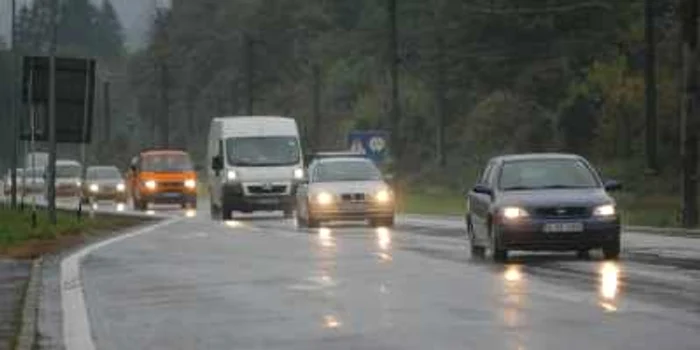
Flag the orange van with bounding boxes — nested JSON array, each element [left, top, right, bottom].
[[127, 149, 198, 210]]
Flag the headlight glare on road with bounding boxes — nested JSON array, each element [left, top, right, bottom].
[[226, 170, 238, 181], [184, 179, 197, 189], [375, 189, 392, 203], [315, 192, 334, 206], [116, 183, 126, 192], [145, 180, 157, 190], [293, 168, 304, 180], [89, 184, 99, 193], [502, 207, 528, 220], [594, 204, 616, 217]]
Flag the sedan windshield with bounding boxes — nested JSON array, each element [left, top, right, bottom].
[[88, 167, 122, 180], [499, 159, 599, 190], [314, 160, 382, 182], [226, 137, 300, 166]]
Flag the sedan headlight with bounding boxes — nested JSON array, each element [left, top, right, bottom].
[[226, 170, 238, 181], [116, 183, 126, 192], [315, 192, 334, 206], [89, 184, 99, 193], [502, 207, 528, 220], [184, 179, 197, 189], [293, 168, 304, 180], [375, 189, 392, 203], [594, 204, 616, 217], [145, 180, 157, 190]]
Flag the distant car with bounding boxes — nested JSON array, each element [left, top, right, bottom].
[[82, 166, 127, 203], [3, 169, 25, 196], [128, 149, 198, 210], [50, 160, 83, 198], [466, 153, 622, 262], [24, 167, 46, 195], [295, 156, 395, 228]]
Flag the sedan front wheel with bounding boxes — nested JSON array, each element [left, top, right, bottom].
[[490, 226, 508, 262]]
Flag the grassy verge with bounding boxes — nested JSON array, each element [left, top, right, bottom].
[[399, 187, 682, 228], [0, 207, 150, 259]]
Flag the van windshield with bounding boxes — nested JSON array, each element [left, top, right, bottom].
[[141, 153, 193, 172], [226, 137, 300, 167]]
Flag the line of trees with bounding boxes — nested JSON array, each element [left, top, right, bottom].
[[130, 0, 695, 222]]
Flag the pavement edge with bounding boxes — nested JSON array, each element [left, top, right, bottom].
[[13, 257, 42, 350]]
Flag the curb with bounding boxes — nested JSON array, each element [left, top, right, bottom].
[[14, 258, 42, 350], [624, 226, 700, 237]]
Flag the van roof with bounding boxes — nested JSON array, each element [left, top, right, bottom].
[[214, 116, 299, 137]]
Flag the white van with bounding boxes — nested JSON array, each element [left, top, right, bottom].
[[208, 116, 304, 220]]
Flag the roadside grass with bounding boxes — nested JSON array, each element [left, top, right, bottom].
[[399, 186, 683, 228], [0, 207, 149, 259]]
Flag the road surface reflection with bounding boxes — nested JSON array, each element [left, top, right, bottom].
[[599, 261, 621, 312]]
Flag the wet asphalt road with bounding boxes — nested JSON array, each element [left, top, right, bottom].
[[32, 198, 700, 350]]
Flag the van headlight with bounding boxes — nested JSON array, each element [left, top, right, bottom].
[[226, 170, 238, 181], [293, 168, 304, 180], [145, 180, 157, 190], [184, 179, 197, 189], [594, 204, 616, 217]]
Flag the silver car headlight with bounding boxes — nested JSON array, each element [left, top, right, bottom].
[[89, 184, 99, 193], [314, 192, 334, 206], [374, 189, 393, 203], [116, 183, 126, 192]]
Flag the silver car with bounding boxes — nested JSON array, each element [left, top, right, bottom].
[[82, 166, 127, 203], [295, 156, 395, 228]]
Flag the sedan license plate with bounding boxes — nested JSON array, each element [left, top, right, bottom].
[[257, 198, 279, 205], [543, 222, 584, 233]]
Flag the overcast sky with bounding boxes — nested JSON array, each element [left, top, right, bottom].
[[1, 0, 170, 49]]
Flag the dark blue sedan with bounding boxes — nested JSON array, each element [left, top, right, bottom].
[[466, 153, 621, 262]]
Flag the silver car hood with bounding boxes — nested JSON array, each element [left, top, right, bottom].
[[309, 181, 388, 195]]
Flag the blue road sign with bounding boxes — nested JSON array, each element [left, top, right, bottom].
[[347, 130, 390, 163]]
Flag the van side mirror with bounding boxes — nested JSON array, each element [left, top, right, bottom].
[[212, 156, 224, 172], [604, 180, 622, 192]]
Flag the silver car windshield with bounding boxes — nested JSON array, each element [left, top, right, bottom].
[[314, 160, 382, 182], [88, 167, 122, 180]]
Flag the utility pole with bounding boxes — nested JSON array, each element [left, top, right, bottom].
[[47, 0, 59, 224], [9, 0, 18, 209], [388, 0, 400, 165], [435, 32, 447, 168], [103, 81, 111, 142], [645, 0, 659, 172], [244, 33, 254, 116], [681, 0, 699, 228], [312, 63, 322, 152]]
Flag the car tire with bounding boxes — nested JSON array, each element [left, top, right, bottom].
[[222, 200, 234, 221], [210, 201, 220, 220], [307, 212, 320, 228], [467, 220, 486, 259], [370, 217, 395, 228], [490, 226, 508, 262], [283, 207, 294, 219], [296, 210, 308, 229], [602, 240, 620, 260], [576, 249, 591, 260]]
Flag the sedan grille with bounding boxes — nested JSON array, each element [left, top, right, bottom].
[[533, 206, 590, 219], [341, 193, 366, 202]]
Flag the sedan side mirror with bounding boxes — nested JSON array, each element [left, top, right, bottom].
[[472, 183, 494, 196], [604, 180, 622, 192]]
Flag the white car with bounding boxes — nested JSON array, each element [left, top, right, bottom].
[[295, 155, 395, 228], [48, 160, 83, 198], [24, 167, 46, 194]]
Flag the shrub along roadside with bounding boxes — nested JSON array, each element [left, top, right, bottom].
[[0, 207, 151, 259]]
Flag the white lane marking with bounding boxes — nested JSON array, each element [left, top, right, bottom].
[[61, 217, 182, 350]]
